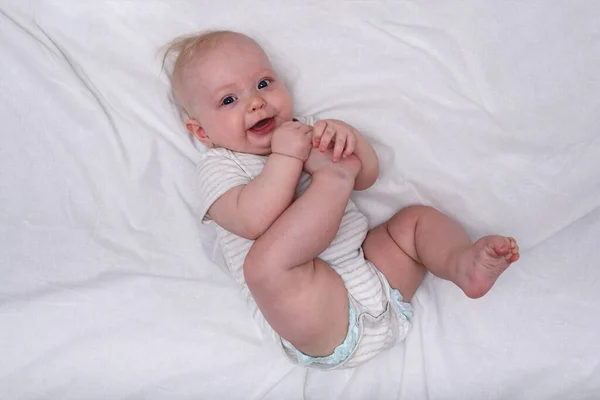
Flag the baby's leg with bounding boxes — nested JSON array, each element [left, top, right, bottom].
[[244, 150, 361, 357], [363, 206, 520, 300]]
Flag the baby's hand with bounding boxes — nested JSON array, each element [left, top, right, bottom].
[[313, 119, 358, 163], [271, 120, 313, 161]]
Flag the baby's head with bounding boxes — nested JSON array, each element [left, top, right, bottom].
[[164, 30, 293, 155]]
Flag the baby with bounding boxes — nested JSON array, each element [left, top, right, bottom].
[[163, 30, 520, 370]]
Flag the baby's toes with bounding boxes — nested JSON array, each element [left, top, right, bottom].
[[509, 238, 520, 254], [491, 236, 512, 256], [508, 252, 520, 263], [480, 235, 514, 259], [494, 237, 512, 260], [504, 238, 520, 262]]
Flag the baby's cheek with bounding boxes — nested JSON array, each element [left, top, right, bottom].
[[276, 92, 294, 119], [279, 105, 293, 121]]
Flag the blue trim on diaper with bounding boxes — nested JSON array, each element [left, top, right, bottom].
[[294, 301, 359, 366], [389, 288, 413, 321], [291, 288, 413, 367]]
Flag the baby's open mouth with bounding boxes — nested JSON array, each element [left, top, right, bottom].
[[249, 117, 275, 135]]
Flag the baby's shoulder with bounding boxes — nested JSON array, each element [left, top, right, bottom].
[[197, 147, 243, 169], [199, 147, 265, 162], [196, 148, 266, 180], [199, 147, 235, 161], [195, 148, 239, 178]]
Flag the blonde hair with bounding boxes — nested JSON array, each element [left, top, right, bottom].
[[161, 30, 239, 119]]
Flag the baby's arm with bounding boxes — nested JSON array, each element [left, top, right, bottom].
[[207, 121, 313, 240], [313, 119, 379, 191], [350, 129, 379, 190], [207, 155, 303, 240]]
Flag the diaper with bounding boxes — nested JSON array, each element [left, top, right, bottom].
[[281, 284, 413, 370]]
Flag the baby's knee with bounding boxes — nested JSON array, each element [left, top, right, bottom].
[[244, 245, 294, 293], [400, 204, 436, 215], [383, 205, 439, 240], [392, 205, 436, 224], [243, 248, 271, 288]]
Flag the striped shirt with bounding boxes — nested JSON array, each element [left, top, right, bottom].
[[195, 120, 409, 369]]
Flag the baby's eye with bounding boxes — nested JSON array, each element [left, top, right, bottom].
[[257, 79, 271, 90], [221, 96, 236, 106]]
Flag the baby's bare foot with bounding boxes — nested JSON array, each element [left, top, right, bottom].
[[454, 236, 520, 298], [304, 148, 361, 179]]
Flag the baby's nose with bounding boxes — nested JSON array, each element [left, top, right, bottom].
[[247, 96, 266, 112]]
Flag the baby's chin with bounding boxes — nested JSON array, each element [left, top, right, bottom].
[[239, 138, 272, 156]]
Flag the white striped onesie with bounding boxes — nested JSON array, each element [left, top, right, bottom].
[[196, 135, 412, 370]]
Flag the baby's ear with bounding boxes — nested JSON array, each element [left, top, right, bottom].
[[186, 119, 214, 147]]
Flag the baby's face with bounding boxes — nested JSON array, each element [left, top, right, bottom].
[[181, 35, 293, 155]]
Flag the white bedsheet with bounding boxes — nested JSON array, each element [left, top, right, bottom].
[[1, 1, 599, 399]]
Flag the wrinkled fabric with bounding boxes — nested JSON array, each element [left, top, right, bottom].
[[1, 1, 599, 399]]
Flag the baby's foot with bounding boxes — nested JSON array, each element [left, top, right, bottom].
[[303, 148, 361, 179], [454, 236, 520, 299]]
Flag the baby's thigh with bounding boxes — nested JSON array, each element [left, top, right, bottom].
[[363, 219, 425, 301], [247, 257, 349, 358]]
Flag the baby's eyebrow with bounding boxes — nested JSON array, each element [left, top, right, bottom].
[[212, 82, 238, 96], [256, 68, 275, 77], [210, 68, 275, 98]]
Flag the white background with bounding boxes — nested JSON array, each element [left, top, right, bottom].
[[1, 1, 599, 399]]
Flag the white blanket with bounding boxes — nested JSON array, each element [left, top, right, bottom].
[[1, 1, 599, 399]]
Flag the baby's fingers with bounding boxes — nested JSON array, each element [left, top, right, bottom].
[[297, 123, 313, 135], [342, 133, 356, 158], [319, 127, 336, 152], [313, 120, 327, 148], [332, 136, 346, 162]]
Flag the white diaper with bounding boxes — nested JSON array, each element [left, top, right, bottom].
[[279, 263, 413, 370]]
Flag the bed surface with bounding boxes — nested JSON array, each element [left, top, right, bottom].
[[1, 1, 599, 399]]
